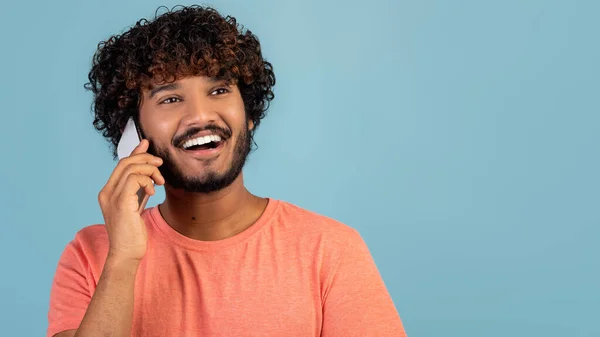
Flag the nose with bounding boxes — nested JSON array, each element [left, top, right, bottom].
[[179, 94, 220, 128]]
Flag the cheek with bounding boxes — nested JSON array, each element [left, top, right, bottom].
[[152, 120, 176, 144], [224, 107, 249, 133], [140, 114, 177, 147]]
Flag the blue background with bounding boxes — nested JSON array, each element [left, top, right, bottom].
[[1, 0, 598, 336]]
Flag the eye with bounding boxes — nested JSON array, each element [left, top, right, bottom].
[[210, 87, 230, 96], [159, 96, 181, 104]]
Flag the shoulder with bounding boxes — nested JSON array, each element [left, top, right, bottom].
[[272, 199, 365, 250], [62, 224, 109, 270], [72, 224, 108, 246], [271, 200, 375, 292], [69, 208, 154, 253]]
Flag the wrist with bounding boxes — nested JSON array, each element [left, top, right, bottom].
[[105, 252, 142, 270]]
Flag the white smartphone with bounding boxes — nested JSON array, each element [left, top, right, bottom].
[[117, 117, 151, 213]]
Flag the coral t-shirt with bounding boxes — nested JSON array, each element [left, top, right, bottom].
[[48, 199, 406, 336]]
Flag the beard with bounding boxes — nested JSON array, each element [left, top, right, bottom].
[[148, 124, 251, 193]]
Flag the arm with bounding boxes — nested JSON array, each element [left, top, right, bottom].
[[69, 257, 139, 337], [72, 256, 140, 337], [48, 140, 164, 337], [48, 242, 141, 337], [321, 231, 407, 337]]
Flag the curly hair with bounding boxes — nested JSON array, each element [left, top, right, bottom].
[[84, 5, 275, 158]]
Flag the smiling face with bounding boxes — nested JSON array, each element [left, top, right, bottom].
[[138, 76, 253, 193]]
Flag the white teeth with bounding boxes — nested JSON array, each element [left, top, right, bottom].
[[182, 134, 223, 149]]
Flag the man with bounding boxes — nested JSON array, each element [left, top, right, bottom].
[[48, 5, 406, 337]]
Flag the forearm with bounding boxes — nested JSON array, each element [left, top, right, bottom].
[[74, 255, 140, 337]]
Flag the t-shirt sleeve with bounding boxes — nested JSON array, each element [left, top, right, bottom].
[[47, 237, 92, 337], [321, 230, 407, 337]]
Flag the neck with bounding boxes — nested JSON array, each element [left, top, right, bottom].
[[158, 174, 268, 241]]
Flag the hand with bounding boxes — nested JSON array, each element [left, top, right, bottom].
[[97, 139, 165, 262]]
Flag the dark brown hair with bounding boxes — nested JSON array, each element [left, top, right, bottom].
[[84, 5, 275, 158]]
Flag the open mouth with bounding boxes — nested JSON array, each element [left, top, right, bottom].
[[181, 134, 224, 152]]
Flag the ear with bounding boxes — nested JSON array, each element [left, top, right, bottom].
[[248, 119, 255, 130]]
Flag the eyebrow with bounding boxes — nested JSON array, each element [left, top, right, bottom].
[[208, 77, 232, 86], [149, 83, 181, 99], [147, 77, 234, 98]]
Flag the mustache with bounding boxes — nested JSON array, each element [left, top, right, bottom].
[[173, 124, 232, 147]]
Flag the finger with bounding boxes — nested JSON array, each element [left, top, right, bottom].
[[113, 164, 165, 196], [115, 174, 155, 208], [144, 183, 156, 196], [121, 164, 165, 185], [131, 139, 149, 155], [105, 153, 163, 191]]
